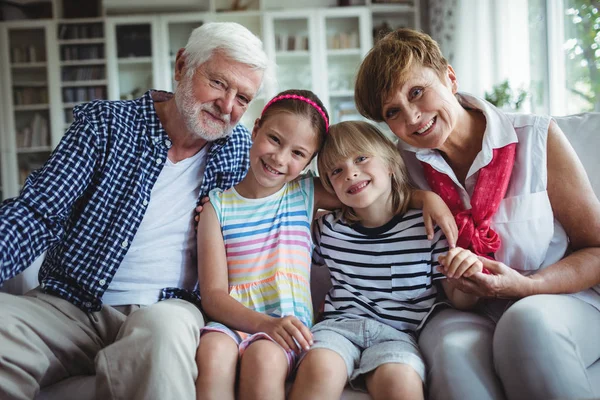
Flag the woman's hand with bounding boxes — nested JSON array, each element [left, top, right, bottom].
[[257, 315, 313, 354], [417, 190, 457, 247], [447, 257, 534, 299]]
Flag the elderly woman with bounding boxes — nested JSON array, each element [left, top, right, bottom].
[[354, 28, 600, 400]]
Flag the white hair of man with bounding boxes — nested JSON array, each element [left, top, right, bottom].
[[182, 21, 275, 95]]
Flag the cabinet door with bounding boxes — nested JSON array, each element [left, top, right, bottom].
[[157, 13, 210, 92], [317, 7, 372, 124], [263, 10, 318, 99], [213, 11, 265, 130], [58, 19, 108, 134], [106, 16, 160, 100], [1, 22, 59, 195]]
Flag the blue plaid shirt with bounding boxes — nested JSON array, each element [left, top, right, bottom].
[[0, 90, 251, 312]]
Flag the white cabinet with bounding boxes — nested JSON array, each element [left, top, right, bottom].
[[0, 63, 8, 201], [318, 7, 372, 124], [0, 1, 421, 200], [106, 15, 162, 100], [57, 18, 108, 131], [262, 7, 372, 124], [0, 20, 61, 199], [158, 13, 214, 93]]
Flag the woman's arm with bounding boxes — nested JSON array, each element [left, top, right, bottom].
[[526, 119, 600, 294], [450, 121, 600, 298], [312, 177, 458, 247], [197, 202, 313, 352]]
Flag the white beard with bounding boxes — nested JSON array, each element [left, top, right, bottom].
[[175, 78, 235, 141]]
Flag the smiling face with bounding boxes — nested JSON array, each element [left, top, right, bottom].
[[327, 154, 393, 213], [244, 112, 319, 197], [382, 65, 462, 150], [174, 50, 263, 141]]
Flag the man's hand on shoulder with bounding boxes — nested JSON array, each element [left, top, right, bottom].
[[194, 196, 211, 223]]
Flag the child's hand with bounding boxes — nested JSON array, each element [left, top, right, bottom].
[[419, 191, 457, 248], [438, 247, 483, 279], [194, 196, 211, 222], [259, 315, 313, 353]]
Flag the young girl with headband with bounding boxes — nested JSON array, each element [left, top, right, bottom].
[[195, 89, 336, 400], [194, 90, 456, 400]]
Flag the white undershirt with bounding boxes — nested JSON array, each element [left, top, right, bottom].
[[103, 146, 209, 306]]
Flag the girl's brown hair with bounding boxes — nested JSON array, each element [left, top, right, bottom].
[[317, 121, 412, 223], [259, 89, 329, 157]]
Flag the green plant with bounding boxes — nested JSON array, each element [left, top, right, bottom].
[[484, 80, 528, 110]]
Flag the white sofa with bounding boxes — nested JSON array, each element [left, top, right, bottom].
[[2, 112, 599, 400]]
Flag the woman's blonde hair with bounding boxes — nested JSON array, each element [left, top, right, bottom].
[[355, 28, 448, 122], [317, 121, 412, 223]]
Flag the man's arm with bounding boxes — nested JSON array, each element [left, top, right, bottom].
[[0, 115, 99, 285]]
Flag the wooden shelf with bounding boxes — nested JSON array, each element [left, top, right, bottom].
[[326, 48, 362, 56], [61, 80, 108, 87], [57, 17, 105, 24], [276, 50, 310, 60], [14, 104, 50, 111], [118, 57, 153, 64], [370, 3, 415, 14], [329, 90, 354, 98], [60, 59, 106, 66], [13, 81, 48, 87], [11, 62, 47, 69], [17, 146, 53, 154], [58, 38, 105, 45]]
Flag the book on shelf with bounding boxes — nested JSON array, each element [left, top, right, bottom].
[[62, 66, 106, 81], [16, 113, 50, 148], [61, 45, 104, 61], [335, 101, 362, 123], [11, 45, 42, 63], [276, 34, 309, 51], [63, 86, 105, 103], [14, 87, 48, 105], [59, 23, 104, 40]]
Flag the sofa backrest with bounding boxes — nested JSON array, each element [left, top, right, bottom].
[[554, 112, 600, 198]]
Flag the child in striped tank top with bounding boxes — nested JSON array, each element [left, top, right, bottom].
[[194, 89, 338, 400], [289, 121, 482, 400], [195, 92, 458, 400]]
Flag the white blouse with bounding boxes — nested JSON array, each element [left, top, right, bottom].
[[398, 92, 600, 310]]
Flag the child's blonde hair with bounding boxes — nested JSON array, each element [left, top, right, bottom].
[[317, 121, 412, 223]]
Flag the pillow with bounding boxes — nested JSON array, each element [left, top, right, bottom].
[[554, 112, 600, 197]]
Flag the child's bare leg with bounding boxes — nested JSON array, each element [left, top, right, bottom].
[[238, 340, 288, 400], [288, 348, 348, 400], [365, 363, 424, 400], [195, 332, 238, 400]]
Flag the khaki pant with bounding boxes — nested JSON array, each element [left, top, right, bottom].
[[0, 289, 205, 400]]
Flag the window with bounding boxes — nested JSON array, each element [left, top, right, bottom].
[[529, 0, 600, 115]]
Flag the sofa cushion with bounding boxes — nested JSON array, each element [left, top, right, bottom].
[[554, 112, 600, 197]]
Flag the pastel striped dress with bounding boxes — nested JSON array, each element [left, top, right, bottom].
[[206, 176, 315, 337]]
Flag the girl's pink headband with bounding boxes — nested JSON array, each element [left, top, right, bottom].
[[261, 94, 329, 132]]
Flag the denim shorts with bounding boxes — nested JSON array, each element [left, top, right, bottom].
[[308, 317, 425, 390]]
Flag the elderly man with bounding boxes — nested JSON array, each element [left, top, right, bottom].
[[0, 22, 272, 400]]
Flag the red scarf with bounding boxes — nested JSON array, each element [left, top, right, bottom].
[[421, 143, 516, 261]]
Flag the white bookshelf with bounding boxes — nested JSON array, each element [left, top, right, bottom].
[[0, 20, 61, 197], [0, 0, 421, 198]]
